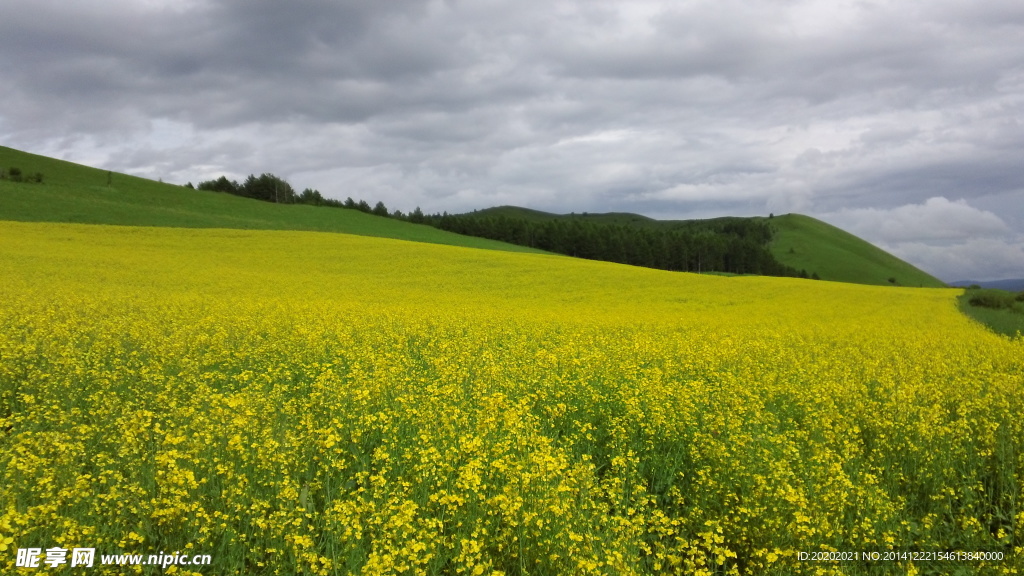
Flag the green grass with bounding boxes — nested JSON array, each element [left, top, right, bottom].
[[957, 289, 1024, 338], [0, 146, 545, 254], [767, 213, 947, 288]]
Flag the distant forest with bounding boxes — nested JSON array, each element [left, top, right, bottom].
[[193, 174, 814, 278]]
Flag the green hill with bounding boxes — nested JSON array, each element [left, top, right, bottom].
[[463, 206, 946, 288], [767, 213, 946, 288], [2, 146, 946, 288], [0, 146, 543, 254]]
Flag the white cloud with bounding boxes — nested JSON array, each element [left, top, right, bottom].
[[824, 197, 1009, 243], [883, 238, 1024, 282]]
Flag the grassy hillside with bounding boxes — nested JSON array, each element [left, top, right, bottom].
[[767, 213, 946, 288], [0, 146, 947, 288], [467, 206, 946, 288], [0, 146, 544, 254]]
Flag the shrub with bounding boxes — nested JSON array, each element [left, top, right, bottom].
[[8, 167, 22, 182], [967, 289, 1016, 310]]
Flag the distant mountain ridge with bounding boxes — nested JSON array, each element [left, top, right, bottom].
[[950, 279, 1024, 291]]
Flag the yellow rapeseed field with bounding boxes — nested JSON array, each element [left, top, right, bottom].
[[1, 221, 1021, 575]]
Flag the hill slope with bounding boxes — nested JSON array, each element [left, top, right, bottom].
[[464, 206, 946, 288], [1, 146, 946, 287], [767, 213, 946, 288], [0, 146, 544, 254]]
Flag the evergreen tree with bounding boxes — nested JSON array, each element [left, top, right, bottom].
[[197, 176, 239, 194], [298, 188, 324, 205], [239, 173, 295, 203]]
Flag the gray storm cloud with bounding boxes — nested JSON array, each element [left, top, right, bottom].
[[1, 0, 1022, 280]]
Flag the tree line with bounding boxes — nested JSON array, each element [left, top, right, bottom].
[[193, 172, 813, 278], [194, 173, 411, 216], [191, 174, 333, 206], [423, 213, 811, 277]]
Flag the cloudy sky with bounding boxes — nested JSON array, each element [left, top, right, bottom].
[[2, 0, 1022, 281]]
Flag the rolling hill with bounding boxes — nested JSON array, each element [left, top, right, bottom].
[[465, 206, 947, 288], [0, 146, 544, 254], [2, 145, 944, 287], [767, 213, 946, 288]]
